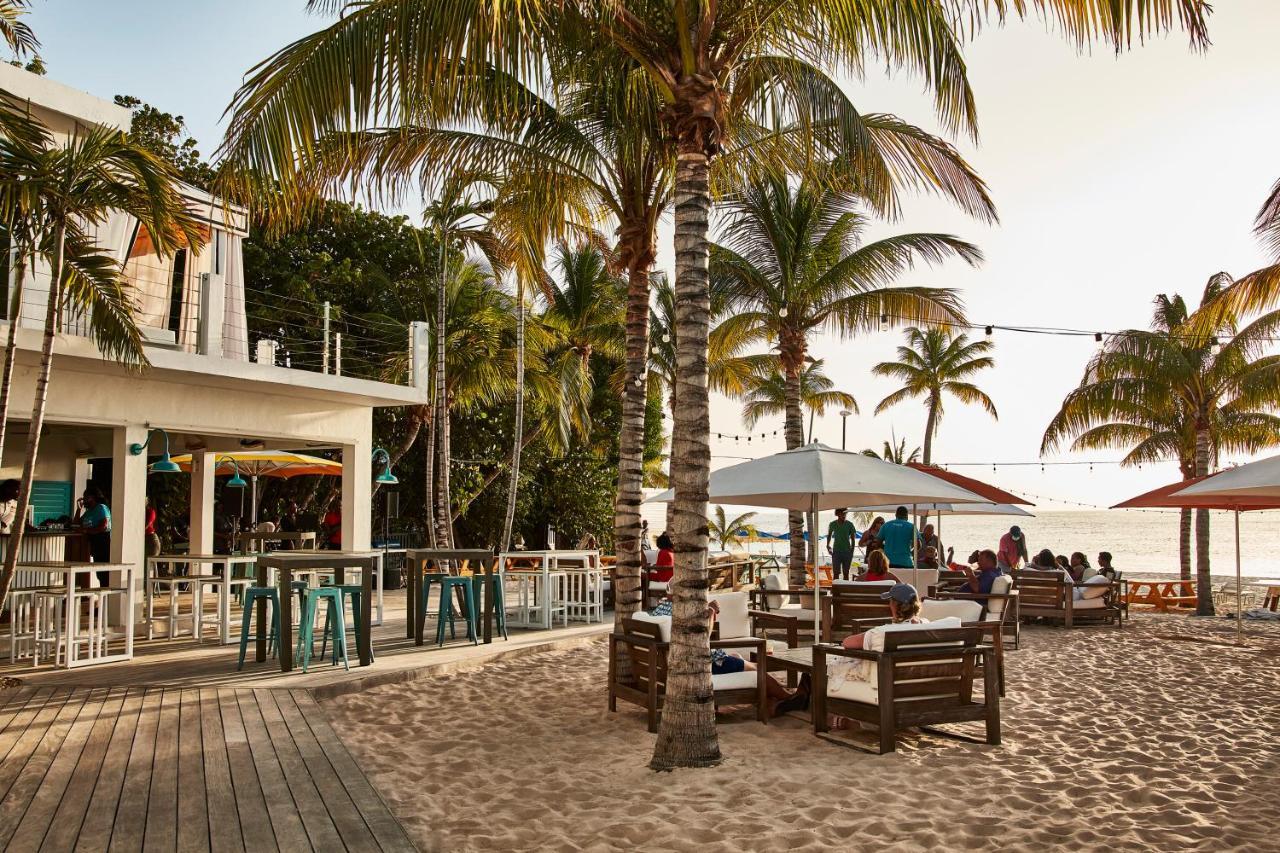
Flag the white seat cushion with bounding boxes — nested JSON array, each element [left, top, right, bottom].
[[761, 573, 787, 609], [828, 617, 964, 703], [773, 608, 817, 622], [1073, 596, 1109, 610], [710, 590, 751, 639], [648, 580, 669, 591], [1081, 575, 1111, 599], [921, 598, 983, 624], [718, 638, 789, 658], [630, 611, 672, 642], [986, 575, 1013, 617], [711, 670, 758, 692]]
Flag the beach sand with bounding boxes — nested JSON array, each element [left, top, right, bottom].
[[324, 613, 1280, 852]]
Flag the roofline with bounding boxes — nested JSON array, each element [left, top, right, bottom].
[[0, 63, 132, 131]]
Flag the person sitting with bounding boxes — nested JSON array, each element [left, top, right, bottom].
[[857, 549, 901, 583], [947, 548, 980, 571], [919, 546, 942, 571], [1031, 548, 1058, 570], [860, 516, 885, 558], [1097, 551, 1118, 579], [954, 548, 1003, 599], [649, 532, 675, 584], [1055, 554, 1070, 573], [842, 582, 926, 649], [1069, 552, 1091, 582]]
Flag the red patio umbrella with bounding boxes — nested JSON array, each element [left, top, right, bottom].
[[1112, 474, 1280, 643]]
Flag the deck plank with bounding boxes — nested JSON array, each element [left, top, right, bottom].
[[217, 690, 277, 853], [143, 688, 181, 851], [292, 690, 416, 853], [0, 688, 86, 848], [40, 688, 127, 853], [0, 689, 70, 797], [272, 689, 376, 851], [175, 689, 210, 853], [8, 687, 108, 852], [254, 690, 343, 852], [107, 687, 162, 852], [197, 689, 241, 853], [75, 688, 145, 852], [235, 691, 312, 852]]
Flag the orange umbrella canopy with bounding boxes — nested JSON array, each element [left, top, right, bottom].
[[1112, 475, 1280, 511], [169, 451, 341, 479], [905, 463, 1033, 506]]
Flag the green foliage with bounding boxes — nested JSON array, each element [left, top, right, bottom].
[[114, 95, 216, 190]]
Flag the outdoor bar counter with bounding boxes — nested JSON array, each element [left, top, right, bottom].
[[0, 529, 89, 563]]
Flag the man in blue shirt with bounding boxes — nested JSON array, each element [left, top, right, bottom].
[[956, 549, 1003, 599], [877, 506, 921, 569]]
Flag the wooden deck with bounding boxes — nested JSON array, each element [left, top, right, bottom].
[[0, 686, 415, 852]]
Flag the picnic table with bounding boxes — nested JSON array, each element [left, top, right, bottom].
[[1126, 578, 1198, 611], [1247, 581, 1280, 611]]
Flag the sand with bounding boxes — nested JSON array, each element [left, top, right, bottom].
[[324, 613, 1280, 852]]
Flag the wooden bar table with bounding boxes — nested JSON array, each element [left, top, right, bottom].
[[256, 551, 381, 672], [404, 549, 497, 646]]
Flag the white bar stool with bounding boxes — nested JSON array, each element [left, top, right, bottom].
[[146, 575, 203, 641]]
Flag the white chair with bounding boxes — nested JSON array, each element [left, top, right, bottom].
[[33, 582, 114, 667], [146, 574, 203, 641], [546, 570, 569, 628]]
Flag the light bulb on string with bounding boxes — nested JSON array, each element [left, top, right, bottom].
[[879, 313, 889, 332], [985, 325, 994, 338], [1210, 336, 1222, 356], [1094, 332, 1104, 351], [779, 306, 788, 318], [662, 333, 671, 344]]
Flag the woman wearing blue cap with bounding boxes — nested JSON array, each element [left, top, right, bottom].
[[842, 583, 925, 649]]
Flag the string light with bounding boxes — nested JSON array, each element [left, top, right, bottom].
[[866, 310, 1263, 346], [984, 325, 994, 337]]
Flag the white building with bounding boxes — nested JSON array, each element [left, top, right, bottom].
[[0, 65, 428, 592]]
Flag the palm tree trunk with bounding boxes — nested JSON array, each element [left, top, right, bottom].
[[500, 281, 525, 552], [650, 147, 719, 771], [781, 350, 806, 587], [1178, 508, 1191, 581], [0, 257, 28, 463], [0, 226, 63, 611], [434, 239, 453, 548], [1193, 426, 1213, 615], [922, 395, 939, 465], [423, 404, 437, 548], [612, 260, 652, 678]]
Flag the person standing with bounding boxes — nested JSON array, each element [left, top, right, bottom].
[[144, 496, 161, 557], [322, 500, 342, 550], [878, 506, 921, 570], [0, 479, 20, 533], [826, 508, 858, 581], [997, 525, 1027, 570], [861, 516, 885, 559], [74, 485, 112, 587], [639, 519, 651, 550]]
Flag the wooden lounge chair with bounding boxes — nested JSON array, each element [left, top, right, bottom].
[[928, 574, 1020, 650], [1013, 571, 1121, 628], [920, 597, 1007, 696], [811, 622, 999, 754], [607, 615, 769, 733], [824, 582, 894, 642]]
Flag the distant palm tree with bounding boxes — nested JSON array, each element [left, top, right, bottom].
[[862, 433, 922, 465], [0, 0, 37, 58], [873, 327, 997, 464], [1043, 275, 1280, 612], [739, 359, 856, 444], [707, 506, 758, 551]]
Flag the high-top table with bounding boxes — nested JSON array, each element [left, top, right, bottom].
[[256, 551, 381, 671], [147, 553, 258, 644], [500, 550, 602, 630], [15, 561, 136, 668], [235, 531, 318, 553], [404, 549, 499, 646]]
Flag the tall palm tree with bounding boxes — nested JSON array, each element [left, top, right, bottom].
[[0, 125, 203, 610], [1043, 276, 1280, 612], [218, 0, 1211, 772], [862, 432, 921, 465], [872, 326, 997, 464], [739, 359, 857, 444], [712, 173, 979, 583], [706, 505, 757, 550]]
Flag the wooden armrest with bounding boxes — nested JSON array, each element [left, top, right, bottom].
[[812, 643, 879, 661], [934, 591, 1015, 601], [711, 637, 765, 651], [616, 632, 665, 651]]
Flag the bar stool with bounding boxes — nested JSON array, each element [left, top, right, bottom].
[[146, 575, 203, 641], [33, 585, 110, 667], [296, 587, 348, 672], [236, 587, 281, 670], [546, 571, 569, 628], [320, 583, 373, 663], [469, 572, 508, 640], [419, 570, 471, 638], [434, 575, 477, 647]]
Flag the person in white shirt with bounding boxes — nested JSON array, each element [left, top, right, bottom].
[[0, 479, 19, 534]]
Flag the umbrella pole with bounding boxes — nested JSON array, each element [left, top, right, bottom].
[[911, 503, 918, 589], [251, 474, 259, 525], [1235, 508, 1243, 645], [812, 493, 821, 643]]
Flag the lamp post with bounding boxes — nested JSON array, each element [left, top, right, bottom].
[[839, 410, 852, 450]]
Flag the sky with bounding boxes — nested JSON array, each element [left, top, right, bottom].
[[19, 0, 1280, 510]]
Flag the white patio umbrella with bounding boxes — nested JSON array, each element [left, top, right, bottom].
[[648, 443, 990, 639]]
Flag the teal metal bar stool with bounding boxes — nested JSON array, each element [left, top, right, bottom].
[[434, 575, 478, 647], [236, 587, 280, 670], [470, 572, 508, 641], [295, 587, 348, 672], [320, 583, 374, 663]]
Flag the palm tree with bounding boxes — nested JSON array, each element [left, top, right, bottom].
[[0, 0, 37, 59], [739, 359, 857, 444], [0, 125, 203, 610], [217, 0, 1210, 772], [712, 173, 979, 584], [706, 506, 757, 550], [1043, 276, 1280, 612], [872, 327, 997, 464], [862, 432, 922, 465]]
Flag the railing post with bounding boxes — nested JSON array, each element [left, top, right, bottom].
[[322, 300, 331, 374], [334, 333, 342, 376], [409, 320, 430, 391], [198, 271, 225, 356]]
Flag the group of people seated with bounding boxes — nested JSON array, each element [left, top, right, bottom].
[[1024, 548, 1118, 583]]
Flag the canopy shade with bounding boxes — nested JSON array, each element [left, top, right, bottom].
[[169, 451, 341, 479], [905, 464, 1033, 506], [646, 444, 988, 511], [1173, 455, 1280, 501], [855, 502, 1034, 518], [1112, 476, 1280, 511]]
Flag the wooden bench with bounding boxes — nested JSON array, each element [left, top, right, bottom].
[[1014, 571, 1121, 628], [812, 626, 999, 754], [607, 617, 769, 733]]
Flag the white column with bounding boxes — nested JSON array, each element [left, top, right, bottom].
[[111, 424, 148, 624], [341, 436, 371, 551], [189, 450, 214, 555], [72, 458, 91, 500]]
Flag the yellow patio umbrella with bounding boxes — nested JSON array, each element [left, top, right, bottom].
[[169, 451, 341, 522]]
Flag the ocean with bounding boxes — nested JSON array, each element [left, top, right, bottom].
[[683, 508, 1280, 581]]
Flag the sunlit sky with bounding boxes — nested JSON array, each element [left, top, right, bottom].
[[23, 1, 1280, 509]]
